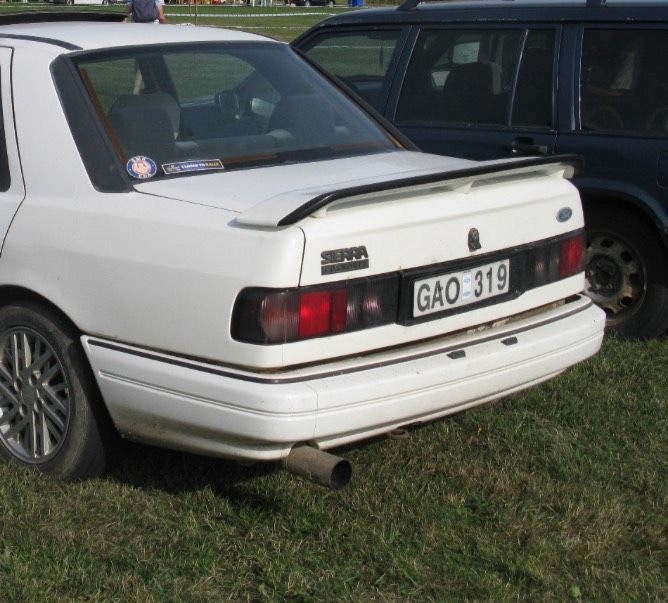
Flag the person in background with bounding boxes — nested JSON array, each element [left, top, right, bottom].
[[124, 0, 167, 24]]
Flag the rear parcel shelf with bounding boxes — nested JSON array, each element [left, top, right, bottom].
[[234, 155, 582, 228]]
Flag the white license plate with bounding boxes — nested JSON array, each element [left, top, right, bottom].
[[413, 259, 510, 318]]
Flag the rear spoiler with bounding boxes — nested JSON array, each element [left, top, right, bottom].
[[237, 155, 582, 228]]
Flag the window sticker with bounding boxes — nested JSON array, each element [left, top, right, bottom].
[[161, 159, 225, 175], [126, 156, 158, 180]]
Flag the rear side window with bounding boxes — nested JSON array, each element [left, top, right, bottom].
[[397, 28, 556, 130], [581, 29, 668, 134], [397, 29, 523, 126], [301, 30, 402, 112]]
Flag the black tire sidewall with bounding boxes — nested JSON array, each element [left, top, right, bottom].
[[586, 206, 668, 338], [0, 304, 105, 479]]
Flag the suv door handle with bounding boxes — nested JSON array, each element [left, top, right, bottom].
[[509, 138, 549, 156]]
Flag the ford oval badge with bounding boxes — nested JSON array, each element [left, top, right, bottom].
[[557, 207, 573, 223]]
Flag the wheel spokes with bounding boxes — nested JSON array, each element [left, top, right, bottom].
[[0, 327, 71, 463]]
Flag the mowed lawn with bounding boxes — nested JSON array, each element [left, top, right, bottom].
[[0, 6, 666, 602]]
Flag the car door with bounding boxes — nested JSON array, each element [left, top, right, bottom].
[[386, 26, 560, 161], [0, 47, 25, 252], [555, 24, 668, 227]]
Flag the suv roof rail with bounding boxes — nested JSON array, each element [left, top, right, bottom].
[[0, 10, 125, 26]]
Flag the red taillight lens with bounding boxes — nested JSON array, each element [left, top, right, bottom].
[[233, 276, 398, 344], [560, 235, 585, 278], [298, 289, 348, 338]]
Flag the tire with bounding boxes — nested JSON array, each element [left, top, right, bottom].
[[584, 205, 668, 338], [0, 304, 108, 479]]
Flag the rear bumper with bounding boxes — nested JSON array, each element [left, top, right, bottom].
[[82, 295, 605, 461]]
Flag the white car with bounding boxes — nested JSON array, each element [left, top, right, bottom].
[[0, 13, 604, 488]]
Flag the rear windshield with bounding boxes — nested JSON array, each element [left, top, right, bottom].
[[71, 42, 399, 180]]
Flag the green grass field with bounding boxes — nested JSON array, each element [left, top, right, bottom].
[[0, 6, 666, 601], [166, 6, 343, 41], [0, 4, 356, 43]]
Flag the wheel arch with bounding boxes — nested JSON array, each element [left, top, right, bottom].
[[578, 187, 668, 253], [0, 286, 119, 475], [0, 285, 83, 339]]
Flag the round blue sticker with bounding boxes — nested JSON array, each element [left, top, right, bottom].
[[126, 156, 158, 180]]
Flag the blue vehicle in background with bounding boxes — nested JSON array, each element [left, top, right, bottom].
[[294, 0, 668, 338]]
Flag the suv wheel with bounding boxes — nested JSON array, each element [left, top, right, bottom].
[[585, 206, 668, 338], [0, 304, 108, 479]]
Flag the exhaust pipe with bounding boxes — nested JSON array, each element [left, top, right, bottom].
[[282, 445, 352, 490]]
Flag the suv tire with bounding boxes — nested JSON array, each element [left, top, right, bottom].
[[585, 206, 668, 338]]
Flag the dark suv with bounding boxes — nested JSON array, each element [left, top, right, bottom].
[[293, 0, 668, 338]]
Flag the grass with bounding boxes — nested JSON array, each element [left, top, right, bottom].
[[1, 335, 667, 602], [165, 6, 342, 42], [0, 4, 356, 43]]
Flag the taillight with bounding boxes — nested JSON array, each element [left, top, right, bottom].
[[559, 235, 585, 278], [233, 276, 399, 344], [526, 232, 585, 288], [232, 232, 585, 344]]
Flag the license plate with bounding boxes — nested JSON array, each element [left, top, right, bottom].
[[413, 259, 510, 318]]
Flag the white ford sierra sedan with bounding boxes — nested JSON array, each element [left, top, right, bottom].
[[0, 13, 605, 488]]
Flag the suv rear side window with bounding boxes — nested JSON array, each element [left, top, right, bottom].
[[301, 30, 402, 112], [397, 29, 523, 126], [581, 29, 668, 134], [397, 28, 556, 130]]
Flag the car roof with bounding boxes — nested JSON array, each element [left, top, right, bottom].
[[0, 19, 272, 56], [303, 0, 668, 30]]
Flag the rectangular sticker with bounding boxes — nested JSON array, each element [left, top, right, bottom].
[[161, 159, 224, 175]]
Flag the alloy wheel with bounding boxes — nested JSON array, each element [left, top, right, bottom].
[[0, 328, 71, 463]]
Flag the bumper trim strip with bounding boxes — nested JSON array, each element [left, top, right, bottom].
[[86, 296, 593, 386]]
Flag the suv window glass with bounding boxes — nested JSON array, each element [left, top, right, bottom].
[[302, 30, 402, 112], [73, 43, 399, 179], [581, 29, 668, 134], [512, 30, 556, 129], [397, 29, 522, 126]]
